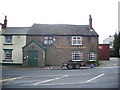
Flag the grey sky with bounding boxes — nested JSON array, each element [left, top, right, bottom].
[[0, 0, 119, 43]]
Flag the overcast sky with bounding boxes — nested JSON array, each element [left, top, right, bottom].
[[0, 0, 119, 43]]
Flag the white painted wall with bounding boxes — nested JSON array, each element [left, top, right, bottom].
[[103, 36, 114, 48], [1, 35, 26, 64], [0, 35, 3, 63]]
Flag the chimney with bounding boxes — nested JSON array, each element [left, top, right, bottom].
[[2, 16, 7, 29], [89, 15, 92, 30], [4, 16, 7, 29]]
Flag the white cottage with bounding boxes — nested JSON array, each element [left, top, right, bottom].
[[103, 35, 114, 48], [0, 16, 29, 65]]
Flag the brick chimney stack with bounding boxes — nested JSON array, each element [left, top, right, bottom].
[[2, 16, 7, 29], [89, 15, 92, 30]]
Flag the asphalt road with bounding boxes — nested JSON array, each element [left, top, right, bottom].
[[2, 66, 119, 88]]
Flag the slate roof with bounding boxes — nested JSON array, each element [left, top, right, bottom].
[[27, 24, 98, 36], [1, 27, 30, 35]]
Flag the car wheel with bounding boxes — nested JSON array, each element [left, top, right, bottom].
[[75, 64, 80, 69], [67, 64, 73, 69]]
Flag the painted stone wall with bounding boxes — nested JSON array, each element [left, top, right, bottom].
[[1, 35, 26, 64]]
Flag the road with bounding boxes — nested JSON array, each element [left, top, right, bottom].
[[2, 66, 119, 88]]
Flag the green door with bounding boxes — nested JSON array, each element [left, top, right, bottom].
[[28, 51, 38, 67]]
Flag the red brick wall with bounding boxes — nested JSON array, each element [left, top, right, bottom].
[[25, 35, 99, 66], [99, 44, 110, 60]]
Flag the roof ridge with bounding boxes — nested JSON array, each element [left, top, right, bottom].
[[7, 27, 30, 28], [33, 23, 89, 26]]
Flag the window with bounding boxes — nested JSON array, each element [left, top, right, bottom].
[[72, 51, 82, 61], [4, 50, 13, 60], [5, 36, 12, 44], [109, 42, 113, 47], [72, 36, 82, 45], [44, 36, 53, 45], [89, 52, 96, 61]]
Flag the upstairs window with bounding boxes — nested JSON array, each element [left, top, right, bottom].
[[89, 52, 96, 61], [72, 51, 82, 61], [44, 36, 53, 45], [5, 36, 12, 44], [72, 36, 82, 45]]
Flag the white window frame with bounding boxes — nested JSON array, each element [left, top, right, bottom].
[[72, 51, 82, 61], [44, 36, 53, 45], [72, 36, 82, 45], [5, 36, 12, 44], [88, 52, 96, 61]]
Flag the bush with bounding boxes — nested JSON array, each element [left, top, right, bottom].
[[87, 61, 96, 64]]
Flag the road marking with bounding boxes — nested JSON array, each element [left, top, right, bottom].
[[85, 73, 104, 83], [0, 76, 24, 82], [32, 75, 68, 85], [32, 73, 104, 86]]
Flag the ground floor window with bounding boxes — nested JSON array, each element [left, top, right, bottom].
[[4, 49, 13, 60], [72, 51, 82, 61], [89, 52, 96, 61]]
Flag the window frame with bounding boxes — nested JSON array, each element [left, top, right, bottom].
[[72, 36, 82, 45], [72, 51, 82, 61], [4, 49, 13, 60], [88, 52, 96, 61], [43, 36, 53, 45], [4, 35, 13, 44]]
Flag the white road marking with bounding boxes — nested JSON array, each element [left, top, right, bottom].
[[20, 73, 106, 86], [0, 76, 24, 82], [32, 73, 104, 86], [32, 75, 68, 85], [85, 73, 104, 83]]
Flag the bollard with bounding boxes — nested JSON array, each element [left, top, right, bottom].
[[90, 64, 94, 68]]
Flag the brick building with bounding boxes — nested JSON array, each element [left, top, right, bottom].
[[23, 15, 99, 67]]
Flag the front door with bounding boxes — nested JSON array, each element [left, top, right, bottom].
[[28, 51, 38, 67]]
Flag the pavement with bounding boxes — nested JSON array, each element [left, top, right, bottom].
[[45, 57, 119, 69], [1, 57, 119, 70], [98, 57, 119, 67]]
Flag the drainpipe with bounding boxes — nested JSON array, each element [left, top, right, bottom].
[[96, 37, 99, 65], [43, 49, 46, 67]]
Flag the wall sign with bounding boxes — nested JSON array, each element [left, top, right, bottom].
[[55, 46, 87, 49]]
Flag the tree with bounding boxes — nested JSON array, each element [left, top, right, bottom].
[[113, 31, 120, 57]]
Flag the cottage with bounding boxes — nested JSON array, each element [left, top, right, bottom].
[[0, 16, 30, 65], [103, 35, 114, 48], [23, 15, 99, 67]]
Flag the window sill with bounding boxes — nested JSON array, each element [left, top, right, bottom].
[[89, 60, 96, 61], [2, 60, 13, 62], [72, 60, 82, 61], [4, 43, 13, 45], [71, 45, 83, 46]]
